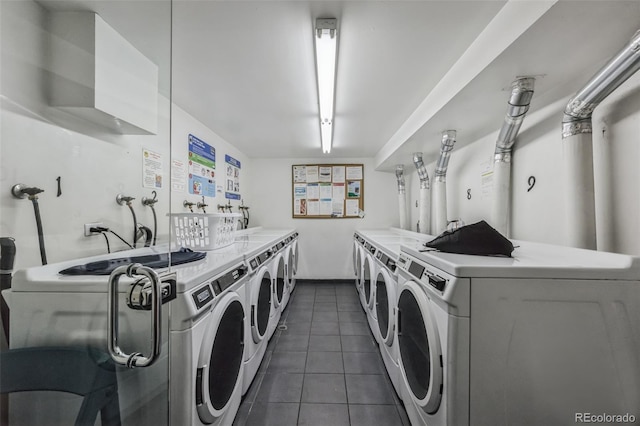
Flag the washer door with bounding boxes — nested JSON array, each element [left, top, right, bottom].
[[196, 293, 245, 424], [292, 240, 299, 274], [353, 241, 363, 289], [272, 254, 286, 308], [364, 255, 376, 310], [375, 268, 394, 346], [251, 267, 272, 343], [284, 245, 294, 291], [397, 281, 443, 414]]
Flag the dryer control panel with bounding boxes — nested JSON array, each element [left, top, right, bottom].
[[398, 253, 447, 293]]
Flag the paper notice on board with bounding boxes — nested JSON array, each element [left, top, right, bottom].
[[318, 166, 332, 182], [294, 183, 307, 199], [306, 166, 319, 183], [319, 199, 332, 215], [319, 183, 332, 199], [295, 199, 307, 215], [346, 199, 359, 216], [332, 183, 345, 199], [307, 183, 320, 199], [346, 166, 363, 180], [332, 166, 345, 183], [307, 200, 320, 216], [293, 166, 307, 183], [347, 180, 361, 198], [332, 200, 344, 216]]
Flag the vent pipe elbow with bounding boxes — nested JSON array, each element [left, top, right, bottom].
[[494, 77, 535, 163], [395, 165, 406, 194], [563, 30, 640, 139], [412, 152, 430, 189], [434, 130, 457, 183]]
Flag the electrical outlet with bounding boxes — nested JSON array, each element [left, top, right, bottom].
[[84, 222, 104, 237]]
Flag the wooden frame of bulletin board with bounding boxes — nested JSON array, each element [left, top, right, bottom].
[[292, 164, 364, 219]]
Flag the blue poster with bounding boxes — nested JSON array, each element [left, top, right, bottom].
[[225, 154, 241, 200], [188, 134, 216, 197]]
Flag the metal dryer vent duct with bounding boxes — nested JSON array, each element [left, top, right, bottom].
[[395, 165, 408, 230], [492, 77, 535, 237], [433, 130, 456, 233], [412, 152, 430, 234], [562, 30, 640, 249]]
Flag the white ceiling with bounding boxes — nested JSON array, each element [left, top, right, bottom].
[[37, 1, 640, 170]]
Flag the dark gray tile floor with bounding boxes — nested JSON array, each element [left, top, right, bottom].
[[234, 280, 410, 426]]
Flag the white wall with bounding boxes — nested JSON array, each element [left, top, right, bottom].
[[249, 157, 399, 279], [407, 71, 640, 256]]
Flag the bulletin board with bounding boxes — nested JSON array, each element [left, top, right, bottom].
[[292, 164, 364, 219]]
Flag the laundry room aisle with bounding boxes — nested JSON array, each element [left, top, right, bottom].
[[233, 281, 410, 426]]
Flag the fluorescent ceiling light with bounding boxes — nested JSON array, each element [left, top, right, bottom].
[[315, 18, 337, 154]]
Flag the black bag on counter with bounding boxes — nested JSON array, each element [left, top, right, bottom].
[[423, 220, 514, 257]]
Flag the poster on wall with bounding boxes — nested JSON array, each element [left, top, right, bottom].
[[294, 166, 307, 183], [188, 134, 216, 197], [225, 154, 241, 200], [171, 159, 187, 192], [142, 148, 163, 189]]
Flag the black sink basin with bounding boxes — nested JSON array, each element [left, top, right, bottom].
[[59, 249, 207, 276]]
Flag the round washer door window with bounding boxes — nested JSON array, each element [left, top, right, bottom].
[[275, 256, 285, 306], [196, 295, 245, 423], [375, 269, 393, 344], [252, 268, 272, 342], [397, 283, 443, 414], [286, 247, 294, 289], [363, 256, 373, 303]]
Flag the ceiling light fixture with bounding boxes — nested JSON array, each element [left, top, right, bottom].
[[314, 18, 338, 154]]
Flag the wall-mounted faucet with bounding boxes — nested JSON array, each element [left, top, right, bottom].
[[11, 184, 47, 265], [116, 193, 138, 248], [183, 200, 196, 212], [197, 196, 208, 214]]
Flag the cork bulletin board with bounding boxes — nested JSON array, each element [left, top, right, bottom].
[[292, 164, 364, 219]]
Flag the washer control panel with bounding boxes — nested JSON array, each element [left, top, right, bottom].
[[398, 253, 447, 293]]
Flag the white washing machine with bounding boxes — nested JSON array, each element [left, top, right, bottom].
[[359, 233, 429, 400], [395, 240, 640, 426], [241, 234, 283, 395], [8, 244, 250, 426]]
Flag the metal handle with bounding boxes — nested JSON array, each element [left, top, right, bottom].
[[108, 263, 162, 368]]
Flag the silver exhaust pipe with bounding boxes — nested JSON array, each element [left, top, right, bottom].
[[433, 130, 456, 233], [412, 152, 431, 234], [562, 30, 640, 249], [395, 165, 408, 230], [492, 77, 535, 237]]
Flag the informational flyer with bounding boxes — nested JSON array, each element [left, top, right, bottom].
[[347, 180, 361, 198], [306, 166, 319, 183], [307, 183, 320, 199], [307, 200, 320, 216], [332, 183, 345, 200], [294, 184, 307, 199], [332, 166, 345, 183], [293, 166, 307, 183], [318, 166, 332, 182], [294, 199, 307, 215], [188, 134, 216, 197], [319, 199, 332, 215], [142, 148, 163, 189], [332, 200, 344, 216], [346, 166, 363, 180], [225, 154, 241, 200], [319, 183, 332, 199], [346, 199, 360, 216], [171, 159, 187, 192]]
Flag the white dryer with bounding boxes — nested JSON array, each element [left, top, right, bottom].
[[395, 240, 640, 426], [8, 244, 250, 426]]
